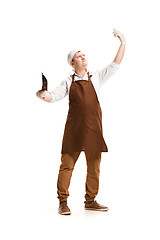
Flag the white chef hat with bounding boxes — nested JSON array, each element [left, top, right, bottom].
[[67, 49, 81, 65]]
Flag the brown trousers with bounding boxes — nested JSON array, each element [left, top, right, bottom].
[[57, 151, 102, 202]]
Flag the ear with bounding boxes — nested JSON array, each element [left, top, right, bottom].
[[70, 61, 74, 68]]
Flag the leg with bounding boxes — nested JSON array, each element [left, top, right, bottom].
[[57, 151, 81, 202], [84, 151, 102, 202]]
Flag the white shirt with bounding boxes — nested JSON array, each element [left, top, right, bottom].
[[49, 61, 120, 103]]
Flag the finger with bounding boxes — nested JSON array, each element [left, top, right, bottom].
[[113, 30, 120, 35], [113, 30, 118, 35], [113, 30, 119, 34]]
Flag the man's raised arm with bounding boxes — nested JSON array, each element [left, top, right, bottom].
[[112, 27, 126, 64]]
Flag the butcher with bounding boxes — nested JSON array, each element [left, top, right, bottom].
[[36, 28, 126, 215]]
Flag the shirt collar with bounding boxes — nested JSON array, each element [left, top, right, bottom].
[[70, 68, 89, 80]]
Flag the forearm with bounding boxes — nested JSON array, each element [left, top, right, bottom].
[[113, 43, 126, 64]]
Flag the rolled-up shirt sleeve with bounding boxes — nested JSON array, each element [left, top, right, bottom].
[[48, 79, 69, 103], [98, 61, 120, 88]]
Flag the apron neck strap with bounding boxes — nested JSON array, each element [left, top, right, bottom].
[[87, 72, 91, 81], [72, 73, 75, 83]]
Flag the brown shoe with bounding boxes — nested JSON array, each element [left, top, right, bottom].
[[58, 201, 71, 215], [85, 200, 109, 211]]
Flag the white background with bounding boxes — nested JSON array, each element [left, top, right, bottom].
[[0, 0, 160, 239]]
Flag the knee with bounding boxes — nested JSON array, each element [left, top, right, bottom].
[[87, 165, 100, 175], [59, 162, 75, 172]]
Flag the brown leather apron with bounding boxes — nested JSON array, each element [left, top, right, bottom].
[[61, 71, 108, 154]]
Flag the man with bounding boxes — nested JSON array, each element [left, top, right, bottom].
[[36, 28, 126, 215]]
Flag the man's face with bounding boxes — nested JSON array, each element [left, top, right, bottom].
[[70, 51, 88, 70]]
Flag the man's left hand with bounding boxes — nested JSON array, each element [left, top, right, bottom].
[[113, 28, 126, 45]]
